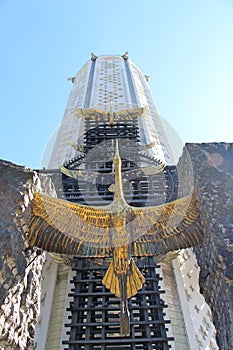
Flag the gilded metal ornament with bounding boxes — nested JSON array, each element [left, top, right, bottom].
[[29, 141, 200, 335]]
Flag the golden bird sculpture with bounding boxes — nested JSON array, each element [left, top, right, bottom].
[[68, 140, 155, 155], [60, 161, 165, 185], [75, 100, 145, 125], [68, 142, 86, 153], [29, 141, 200, 336]]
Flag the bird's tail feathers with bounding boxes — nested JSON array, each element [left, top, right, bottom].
[[102, 259, 145, 299]]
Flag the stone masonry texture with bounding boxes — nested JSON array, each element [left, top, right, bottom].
[[0, 160, 53, 350], [187, 143, 233, 349]]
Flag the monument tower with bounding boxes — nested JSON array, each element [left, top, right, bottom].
[[48, 52, 175, 169], [34, 54, 219, 350]]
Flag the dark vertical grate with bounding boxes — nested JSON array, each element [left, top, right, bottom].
[[60, 114, 175, 349], [63, 257, 173, 350]]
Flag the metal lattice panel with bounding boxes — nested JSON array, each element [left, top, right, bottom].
[[63, 257, 173, 350], [56, 115, 177, 348]]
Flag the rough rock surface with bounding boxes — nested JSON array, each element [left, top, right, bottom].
[[186, 143, 233, 349], [0, 160, 53, 350]]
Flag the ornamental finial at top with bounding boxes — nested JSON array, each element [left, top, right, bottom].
[[145, 75, 152, 82], [121, 52, 129, 60], [91, 52, 98, 61]]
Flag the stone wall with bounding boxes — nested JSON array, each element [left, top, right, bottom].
[[185, 143, 233, 349], [0, 142, 232, 349], [0, 161, 48, 349], [0, 161, 73, 350]]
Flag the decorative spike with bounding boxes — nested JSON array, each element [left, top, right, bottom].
[[91, 52, 97, 61], [121, 51, 129, 60], [109, 99, 115, 125]]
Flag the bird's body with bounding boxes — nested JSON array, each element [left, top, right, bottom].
[[103, 244, 145, 335], [29, 140, 201, 335]]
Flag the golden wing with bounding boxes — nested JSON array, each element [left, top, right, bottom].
[[114, 107, 144, 120], [60, 166, 116, 185], [29, 191, 199, 257], [69, 142, 85, 153], [60, 164, 165, 183], [120, 164, 165, 180], [75, 108, 109, 121], [123, 193, 199, 243], [131, 164, 165, 176], [131, 192, 201, 256], [60, 165, 98, 183], [29, 192, 113, 257]]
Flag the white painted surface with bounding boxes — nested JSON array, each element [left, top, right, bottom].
[[172, 249, 219, 350], [48, 55, 176, 168], [34, 256, 58, 350], [60, 269, 76, 350]]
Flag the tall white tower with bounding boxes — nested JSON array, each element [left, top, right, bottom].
[[48, 54, 174, 169], [36, 54, 219, 350]]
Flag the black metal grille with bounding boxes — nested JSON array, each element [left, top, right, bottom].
[[58, 115, 176, 349], [60, 118, 178, 207], [63, 257, 173, 350], [84, 120, 140, 151], [61, 165, 177, 205]]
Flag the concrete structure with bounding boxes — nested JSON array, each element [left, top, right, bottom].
[[48, 54, 175, 168]]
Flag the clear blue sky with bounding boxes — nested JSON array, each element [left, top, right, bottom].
[[1, 0, 233, 169]]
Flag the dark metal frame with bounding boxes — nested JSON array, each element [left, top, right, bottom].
[[53, 115, 177, 349], [63, 257, 173, 350]]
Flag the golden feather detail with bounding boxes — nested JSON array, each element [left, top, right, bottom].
[[75, 106, 145, 124], [29, 191, 197, 254], [29, 140, 201, 331]]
